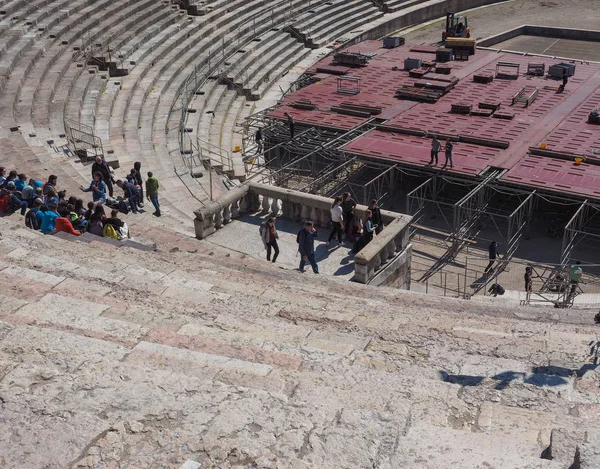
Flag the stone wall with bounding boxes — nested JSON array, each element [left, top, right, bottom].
[[194, 182, 413, 287]]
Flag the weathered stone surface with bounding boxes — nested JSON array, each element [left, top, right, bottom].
[[578, 431, 600, 469]]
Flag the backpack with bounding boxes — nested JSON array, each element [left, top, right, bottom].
[[103, 224, 119, 239], [259, 221, 267, 239], [0, 194, 9, 212], [118, 199, 130, 214], [25, 209, 40, 230], [296, 229, 303, 244]]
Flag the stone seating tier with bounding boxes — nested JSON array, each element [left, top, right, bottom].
[[0, 211, 598, 468]]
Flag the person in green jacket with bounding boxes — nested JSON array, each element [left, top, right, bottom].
[[145, 171, 160, 217]]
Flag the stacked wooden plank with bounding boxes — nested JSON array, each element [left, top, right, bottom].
[[450, 103, 472, 114], [479, 101, 501, 111], [340, 102, 382, 115], [470, 108, 494, 117], [435, 64, 452, 75], [409, 67, 433, 78], [395, 85, 442, 103], [414, 79, 455, 93], [474, 73, 494, 83], [493, 111, 515, 120]]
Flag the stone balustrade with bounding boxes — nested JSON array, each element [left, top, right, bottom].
[[194, 182, 412, 287]]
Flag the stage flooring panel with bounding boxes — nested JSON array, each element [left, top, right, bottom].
[[342, 130, 497, 176], [501, 155, 600, 199], [543, 88, 600, 161], [272, 39, 600, 201]]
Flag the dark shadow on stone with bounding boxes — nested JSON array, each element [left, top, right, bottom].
[[492, 371, 526, 389], [439, 371, 485, 387], [525, 373, 567, 387]]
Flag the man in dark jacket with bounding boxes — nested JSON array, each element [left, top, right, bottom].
[[92, 156, 114, 197], [116, 179, 141, 213], [132, 161, 144, 206], [298, 221, 319, 274], [484, 241, 498, 273]]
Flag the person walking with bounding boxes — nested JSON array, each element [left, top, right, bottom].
[[298, 221, 318, 274], [255, 127, 263, 154], [92, 156, 114, 197], [368, 199, 384, 234], [327, 196, 344, 247], [524, 266, 533, 303], [261, 217, 279, 263], [484, 241, 498, 273], [341, 192, 356, 240], [284, 112, 295, 139], [442, 140, 454, 169], [145, 171, 161, 217], [569, 260, 583, 299], [429, 135, 441, 165], [558, 68, 569, 93]]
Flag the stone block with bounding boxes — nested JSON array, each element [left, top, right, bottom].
[[542, 428, 585, 466], [179, 461, 201, 469]]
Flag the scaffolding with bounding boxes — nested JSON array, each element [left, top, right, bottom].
[[63, 118, 104, 162], [561, 201, 600, 271], [463, 257, 600, 308]]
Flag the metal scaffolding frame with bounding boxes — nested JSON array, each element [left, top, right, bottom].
[[561, 201, 600, 267], [63, 118, 104, 161]]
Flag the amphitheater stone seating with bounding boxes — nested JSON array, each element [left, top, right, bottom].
[[0, 212, 599, 468]]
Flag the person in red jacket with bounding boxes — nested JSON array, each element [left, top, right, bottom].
[[55, 217, 81, 236]]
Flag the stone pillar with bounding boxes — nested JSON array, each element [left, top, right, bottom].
[[239, 194, 249, 214], [261, 195, 270, 214], [270, 197, 279, 216], [282, 200, 294, 219], [320, 208, 329, 228], [223, 204, 231, 224], [231, 198, 241, 218], [214, 209, 223, 229], [310, 207, 319, 225], [301, 204, 310, 221]]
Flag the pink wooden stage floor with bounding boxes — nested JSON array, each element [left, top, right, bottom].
[[269, 40, 600, 200]]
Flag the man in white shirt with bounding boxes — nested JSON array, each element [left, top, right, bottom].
[[326, 196, 344, 247]]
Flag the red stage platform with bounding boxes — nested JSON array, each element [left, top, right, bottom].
[[270, 39, 600, 201]]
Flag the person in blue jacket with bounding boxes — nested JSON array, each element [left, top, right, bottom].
[[40, 203, 59, 234], [298, 221, 319, 274], [80, 172, 107, 203]]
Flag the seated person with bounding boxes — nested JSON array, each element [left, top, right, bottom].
[[2, 170, 17, 189], [21, 178, 35, 207], [55, 217, 81, 236], [43, 175, 57, 197], [67, 204, 88, 231], [74, 198, 86, 218], [40, 203, 60, 234], [25, 199, 44, 230], [88, 204, 106, 236], [0, 181, 28, 215], [105, 208, 124, 229], [14, 173, 27, 192]]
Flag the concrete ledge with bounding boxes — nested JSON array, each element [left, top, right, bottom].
[[479, 25, 600, 47]]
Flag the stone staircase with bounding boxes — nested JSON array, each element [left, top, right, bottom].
[[0, 213, 599, 468]]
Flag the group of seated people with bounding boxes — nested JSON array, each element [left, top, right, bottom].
[[0, 167, 130, 240]]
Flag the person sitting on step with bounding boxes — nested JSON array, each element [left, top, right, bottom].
[[40, 203, 60, 234]]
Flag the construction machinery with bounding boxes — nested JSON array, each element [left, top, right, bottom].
[[443, 12, 469, 41]]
